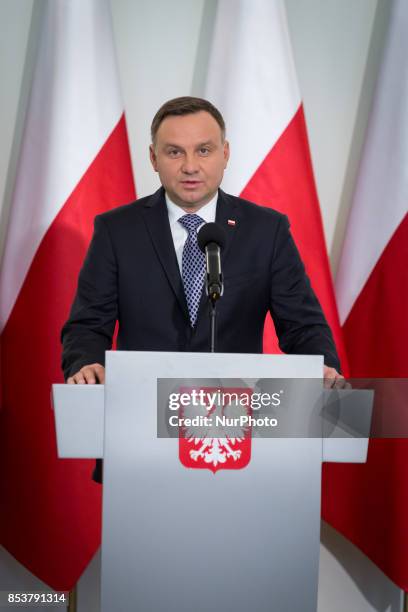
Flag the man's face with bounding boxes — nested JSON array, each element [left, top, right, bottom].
[[149, 111, 230, 211]]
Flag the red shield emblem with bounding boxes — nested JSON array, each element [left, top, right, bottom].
[[178, 387, 252, 473]]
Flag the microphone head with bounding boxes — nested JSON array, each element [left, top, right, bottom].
[[197, 222, 227, 252]]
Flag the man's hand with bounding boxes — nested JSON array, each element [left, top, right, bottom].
[[67, 363, 105, 384], [323, 365, 347, 389]]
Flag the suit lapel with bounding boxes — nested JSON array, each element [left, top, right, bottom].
[[215, 189, 241, 266], [141, 188, 189, 321]]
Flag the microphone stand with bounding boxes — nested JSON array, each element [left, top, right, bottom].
[[198, 229, 225, 353], [209, 297, 217, 353], [205, 248, 223, 353]]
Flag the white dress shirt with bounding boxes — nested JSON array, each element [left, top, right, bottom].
[[165, 192, 217, 273]]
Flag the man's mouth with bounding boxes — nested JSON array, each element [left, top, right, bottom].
[[181, 180, 202, 188]]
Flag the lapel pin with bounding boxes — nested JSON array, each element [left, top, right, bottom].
[[227, 219, 236, 226]]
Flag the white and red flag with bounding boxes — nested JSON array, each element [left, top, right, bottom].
[[0, 0, 135, 590], [204, 0, 347, 368], [323, 0, 408, 588]]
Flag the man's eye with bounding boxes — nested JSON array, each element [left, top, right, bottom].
[[199, 148, 210, 155], [168, 149, 181, 157]]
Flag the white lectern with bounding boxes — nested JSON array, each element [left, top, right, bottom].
[[52, 351, 371, 612]]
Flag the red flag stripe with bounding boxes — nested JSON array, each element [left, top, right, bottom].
[[323, 212, 408, 589]]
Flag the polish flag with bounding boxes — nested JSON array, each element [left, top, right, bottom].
[[322, 0, 408, 588], [0, 0, 135, 590], [204, 0, 347, 369]]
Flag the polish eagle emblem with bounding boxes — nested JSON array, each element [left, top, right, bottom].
[[178, 387, 252, 473]]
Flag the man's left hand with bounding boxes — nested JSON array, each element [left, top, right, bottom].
[[323, 366, 347, 389]]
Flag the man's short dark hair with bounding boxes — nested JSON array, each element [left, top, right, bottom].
[[151, 96, 226, 143]]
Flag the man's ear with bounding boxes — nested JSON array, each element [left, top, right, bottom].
[[223, 140, 230, 167], [149, 144, 158, 171]]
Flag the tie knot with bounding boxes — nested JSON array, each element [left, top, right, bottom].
[[178, 214, 205, 233]]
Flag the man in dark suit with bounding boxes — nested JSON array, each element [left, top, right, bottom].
[[62, 96, 343, 386]]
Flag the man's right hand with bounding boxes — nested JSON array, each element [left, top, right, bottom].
[[67, 363, 105, 384]]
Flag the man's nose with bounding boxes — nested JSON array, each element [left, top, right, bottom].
[[181, 153, 199, 174]]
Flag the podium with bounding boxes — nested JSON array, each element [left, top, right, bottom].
[[52, 351, 371, 612]]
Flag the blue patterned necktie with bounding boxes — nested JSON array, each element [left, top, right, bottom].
[[178, 214, 206, 327]]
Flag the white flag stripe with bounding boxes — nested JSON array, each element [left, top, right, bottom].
[[336, 0, 408, 324], [0, 0, 123, 332], [205, 0, 300, 196]]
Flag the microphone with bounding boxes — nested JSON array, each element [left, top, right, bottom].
[[197, 222, 226, 303]]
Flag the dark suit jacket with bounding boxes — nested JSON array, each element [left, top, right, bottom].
[[62, 187, 339, 377], [61, 188, 339, 482]]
